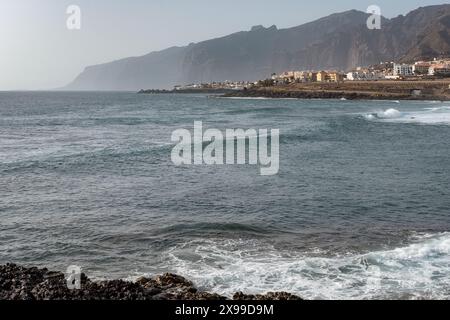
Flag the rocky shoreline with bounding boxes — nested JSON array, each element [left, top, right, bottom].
[[222, 80, 450, 101], [138, 88, 235, 94], [0, 264, 302, 301]]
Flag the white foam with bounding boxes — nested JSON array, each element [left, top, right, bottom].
[[363, 108, 402, 121], [424, 106, 450, 112], [219, 97, 271, 100], [160, 233, 450, 300], [364, 107, 450, 125]]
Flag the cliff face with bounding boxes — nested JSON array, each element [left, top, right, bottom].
[[64, 5, 450, 91], [66, 46, 187, 91]]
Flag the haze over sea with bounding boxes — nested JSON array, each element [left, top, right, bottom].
[[0, 92, 449, 299]]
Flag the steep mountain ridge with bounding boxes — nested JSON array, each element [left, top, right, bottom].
[[64, 4, 450, 90]]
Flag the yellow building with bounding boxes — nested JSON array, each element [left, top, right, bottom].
[[317, 71, 344, 82], [328, 72, 344, 82], [317, 71, 328, 82]]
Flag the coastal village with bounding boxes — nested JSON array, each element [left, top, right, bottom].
[[173, 58, 450, 91]]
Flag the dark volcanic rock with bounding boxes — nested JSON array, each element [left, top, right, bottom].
[[133, 273, 226, 300], [233, 291, 303, 301], [0, 264, 302, 301]]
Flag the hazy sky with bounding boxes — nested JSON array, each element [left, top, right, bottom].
[[1, 0, 448, 90]]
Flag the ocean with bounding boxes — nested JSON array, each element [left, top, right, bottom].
[[0, 91, 449, 299]]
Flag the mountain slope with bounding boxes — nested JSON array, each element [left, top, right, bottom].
[[64, 4, 450, 91], [67, 46, 187, 91]]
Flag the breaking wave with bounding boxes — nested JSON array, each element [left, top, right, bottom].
[[363, 107, 450, 125], [161, 233, 450, 300]]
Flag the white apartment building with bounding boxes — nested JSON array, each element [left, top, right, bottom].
[[346, 71, 385, 81], [393, 64, 414, 76]]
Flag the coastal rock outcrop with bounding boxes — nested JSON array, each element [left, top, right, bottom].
[[222, 80, 450, 101], [233, 291, 303, 301], [0, 264, 303, 301]]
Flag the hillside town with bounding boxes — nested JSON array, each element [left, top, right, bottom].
[[173, 58, 450, 91]]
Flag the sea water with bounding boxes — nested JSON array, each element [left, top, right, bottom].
[[0, 92, 449, 299]]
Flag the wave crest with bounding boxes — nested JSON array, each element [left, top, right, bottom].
[[364, 106, 450, 125], [160, 233, 450, 300]]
